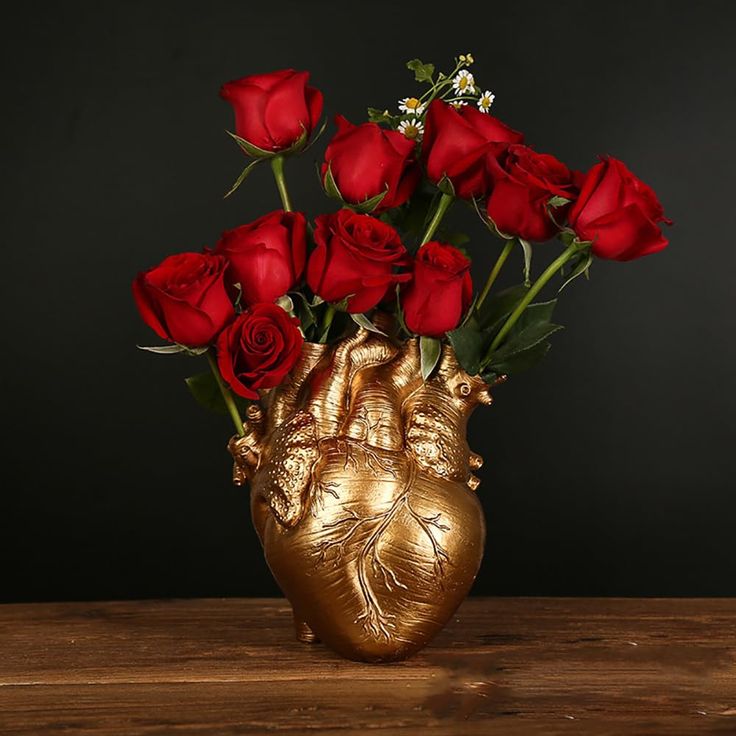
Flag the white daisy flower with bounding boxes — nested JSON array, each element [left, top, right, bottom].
[[398, 118, 424, 141], [452, 69, 476, 95], [450, 100, 468, 110], [398, 97, 425, 115], [477, 90, 495, 113]]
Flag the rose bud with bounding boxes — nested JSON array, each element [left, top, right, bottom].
[[216, 303, 304, 399], [132, 252, 234, 347], [215, 210, 307, 305], [220, 69, 323, 154], [402, 241, 473, 337], [487, 144, 580, 242], [322, 115, 420, 211], [569, 156, 671, 261], [306, 209, 410, 313], [423, 100, 524, 199]]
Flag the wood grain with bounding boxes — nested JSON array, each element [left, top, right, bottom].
[[1, 598, 734, 734]]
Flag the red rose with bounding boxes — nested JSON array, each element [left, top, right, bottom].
[[215, 210, 307, 305], [487, 144, 580, 242], [216, 303, 303, 399], [569, 157, 671, 261], [402, 241, 473, 337], [133, 252, 234, 347], [422, 100, 524, 199], [322, 115, 420, 211], [306, 209, 410, 313], [220, 69, 323, 153]]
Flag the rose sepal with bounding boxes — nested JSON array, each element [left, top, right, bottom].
[[321, 163, 389, 214], [472, 197, 514, 241], [224, 158, 262, 198], [227, 125, 310, 160], [436, 174, 456, 197]]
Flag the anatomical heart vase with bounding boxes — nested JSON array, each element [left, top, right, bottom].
[[229, 329, 492, 661], [133, 56, 670, 662]]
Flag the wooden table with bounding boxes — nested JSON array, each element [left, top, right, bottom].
[[1, 598, 734, 735]]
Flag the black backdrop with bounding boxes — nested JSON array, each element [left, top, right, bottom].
[[2, 0, 734, 603]]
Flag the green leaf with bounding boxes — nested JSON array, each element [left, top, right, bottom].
[[185, 371, 230, 415], [275, 294, 295, 315], [322, 162, 342, 201], [486, 322, 563, 367], [394, 284, 410, 335], [367, 107, 399, 125], [351, 312, 387, 336], [406, 58, 435, 83], [137, 344, 187, 355], [476, 284, 530, 330], [224, 158, 261, 198], [559, 251, 593, 292], [332, 296, 352, 312], [519, 238, 533, 286], [448, 317, 486, 377], [483, 340, 552, 379], [420, 336, 442, 380], [440, 230, 470, 248], [512, 300, 557, 333], [481, 299, 560, 377], [389, 188, 437, 239], [226, 130, 274, 159], [290, 292, 316, 333]]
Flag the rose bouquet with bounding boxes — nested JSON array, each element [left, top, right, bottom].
[[133, 56, 669, 662]]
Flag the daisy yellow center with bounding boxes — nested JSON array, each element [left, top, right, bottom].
[[403, 124, 420, 139], [405, 97, 421, 110], [458, 77, 469, 91]]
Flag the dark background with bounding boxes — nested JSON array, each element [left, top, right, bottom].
[[2, 0, 734, 603]]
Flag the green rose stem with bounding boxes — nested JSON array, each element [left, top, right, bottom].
[[206, 349, 245, 437], [270, 155, 293, 212], [420, 192, 454, 245], [488, 242, 579, 353], [477, 239, 515, 309], [319, 303, 336, 344]]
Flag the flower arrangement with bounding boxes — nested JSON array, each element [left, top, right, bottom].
[[133, 55, 670, 432], [133, 55, 670, 661]]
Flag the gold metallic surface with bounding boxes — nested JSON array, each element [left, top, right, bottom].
[[229, 329, 492, 662]]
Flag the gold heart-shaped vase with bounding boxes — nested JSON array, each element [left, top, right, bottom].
[[229, 329, 492, 662]]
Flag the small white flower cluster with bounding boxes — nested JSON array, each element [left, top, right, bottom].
[[477, 90, 495, 112], [452, 69, 475, 95], [398, 97, 425, 116], [398, 118, 424, 140], [395, 55, 496, 140], [397, 97, 426, 140], [451, 70, 495, 113]]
